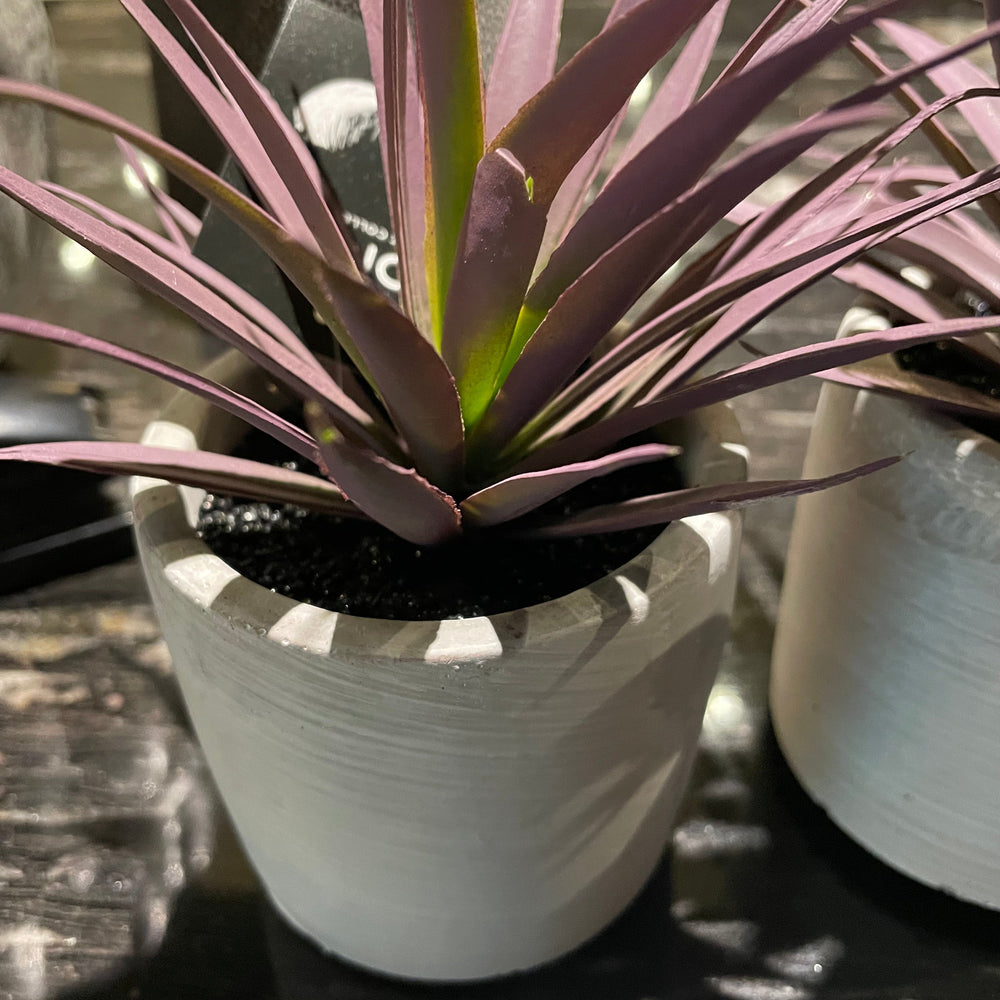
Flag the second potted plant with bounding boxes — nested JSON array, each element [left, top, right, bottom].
[[771, 14, 1000, 911]]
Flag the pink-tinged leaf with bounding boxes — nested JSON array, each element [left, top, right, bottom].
[[709, 0, 799, 85], [0, 441, 357, 516], [610, 0, 730, 179], [527, 0, 910, 320], [740, 0, 851, 70], [160, 0, 358, 275], [0, 167, 385, 443], [477, 105, 885, 452], [836, 257, 1000, 368], [0, 78, 388, 366], [984, 0, 1000, 82], [305, 404, 461, 546], [535, 337, 689, 450], [381, 0, 424, 330], [115, 138, 190, 249], [0, 76, 450, 452], [533, 0, 658, 270], [442, 149, 547, 429], [711, 136, 893, 281], [359, 0, 428, 333], [580, 107, 1000, 410], [517, 314, 1000, 474], [0, 313, 319, 463], [819, 355, 1000, 422], [10, 165, 460, 483], [882, 217, 1000, 305], [307, 269, 466, 491], [492, 0, 719, 206], [878, 17, 1000, 162], [412, 0, 484, 343], [485, 0, 562, 143], [41, 181, 327, 373], [835, 261, 952, 323], [844, 30, 1000, 235], [0, 78, 290, 245], [655, 154, 1000, 391], [522, 457, 901, 538], [461, 442, 679, 528], [118, 0, 316, 249], [705, 78, 1000, 293]]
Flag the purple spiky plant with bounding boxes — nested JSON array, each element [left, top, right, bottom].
[[802, 9, 1000, 418], [1, 0, 999, 547]]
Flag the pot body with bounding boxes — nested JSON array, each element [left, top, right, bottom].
[[771, 306, 1000, 910], [132, 356, 746, 981]]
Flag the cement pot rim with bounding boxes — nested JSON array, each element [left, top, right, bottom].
[[130, 351, 748, 665], [831, 303, 1000, 556]]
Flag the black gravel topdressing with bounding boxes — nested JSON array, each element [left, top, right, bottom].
[[198, 428, 682, 621]]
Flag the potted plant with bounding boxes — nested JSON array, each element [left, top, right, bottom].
[[771, 13, 1000, 912], [2, 0, 1000, 980]]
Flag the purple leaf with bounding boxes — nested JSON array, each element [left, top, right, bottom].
[[359, 0, 428, 332], [0, 167, 387, 445], [836, 256, 1000, 368], [412, 0, 484, 342], [0, 78, 399, 374], [844, 31, 1000, 232], [381, 0, 426, 330], [307, 268, 466, 490], [116, 138, 190, 249], [575, 111, 1000, 410], [527, 0, 912, 320], [882, 217, 1000, 306], [610, 0, 730, 179], [534, 0, 659, 269], [878, 17, 1000, 162], [485, 0, 562, 142], [984, 0, 1000, 81], [477, 105, 886, 452], [738, 0, 852, 70], [491, 0, 719, 206], [160, 0, 359, 275], [294, 288, 452, 492], [461, 443, 679, 528], [708, 0, 799, 85], [0, 441, 358, 516], [819, 358, 1000, 421], [39, 180, 343, 378], [835, 260, 951, 323], [119, 0, 317, 249], [0, 78, 288, 246], [655, 148, 1000, 390], [0, 313, 319, 463], [305, 404, 461, 546], [47, 181, 307, 351], [516, 314, 1000, 474], [9, 167, 462, 485], [0, 168, 333, 394], [442, 149, 547, 429], [522, 457, 902, 538]]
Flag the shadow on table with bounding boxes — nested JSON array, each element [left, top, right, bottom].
[[59, 738, 1000, 1000]]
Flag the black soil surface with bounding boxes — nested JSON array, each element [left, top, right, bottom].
[[896, 339, 1000, 439], [198, 428, 682, 621]]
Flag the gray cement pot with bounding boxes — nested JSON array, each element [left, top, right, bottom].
[[771, 305, 1000, 911], [132, 354, 746, 980]]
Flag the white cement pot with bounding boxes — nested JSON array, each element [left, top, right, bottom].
[[131, 355, 746, 981], [771, 305, 1000, 910]]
